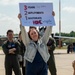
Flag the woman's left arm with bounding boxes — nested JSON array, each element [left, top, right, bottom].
[[42, 11, 55, 44], [42, 26, 52, 44]]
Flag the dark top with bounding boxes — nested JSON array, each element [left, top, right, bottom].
[[33, 41, 44, 63], [2, 40, 20, 55], [18, 40, 26, 56]]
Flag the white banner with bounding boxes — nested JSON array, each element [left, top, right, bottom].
[[19, 3, 55, 26]]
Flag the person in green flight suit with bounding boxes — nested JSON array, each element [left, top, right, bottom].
[[47, 37, 57, 75], [39, 27, 57, 75], [2, 29, 21, 75], [18, 31, 26, 75]]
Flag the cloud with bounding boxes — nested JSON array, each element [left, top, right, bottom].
[[0, 13, 11, 21], [0, 0, 52, 5], [0, 13, 30, 35], [0, 0, 24, 5], [0, 13, 20, 35], [62, 6, 75, 13], [0, 14, 17, 24]]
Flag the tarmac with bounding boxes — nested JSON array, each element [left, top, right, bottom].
[[0, 49, 75, 75]]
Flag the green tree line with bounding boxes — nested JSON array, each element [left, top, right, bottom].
[[55, 31, 75, 37]]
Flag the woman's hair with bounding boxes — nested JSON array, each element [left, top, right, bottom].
[[28, 27, 40, 40], [29, 26, 36, 30]]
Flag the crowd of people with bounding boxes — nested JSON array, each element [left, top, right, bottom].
[[2, 11, 57, 75], [2, 10, 75, 75]]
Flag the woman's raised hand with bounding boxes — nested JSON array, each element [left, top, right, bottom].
[[18, 13, 22, 25], [52, 11, 55, 16], [18, 13, 22, 19]]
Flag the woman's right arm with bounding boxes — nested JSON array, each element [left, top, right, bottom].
[[18, 14, 30, 46], [20, 25, 30, 46]]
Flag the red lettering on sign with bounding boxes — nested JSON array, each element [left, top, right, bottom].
[[24, 5, 27, 10], [33, 20, 42, 24]]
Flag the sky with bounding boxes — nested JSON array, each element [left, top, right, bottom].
[[0, 0, 75, 35]]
